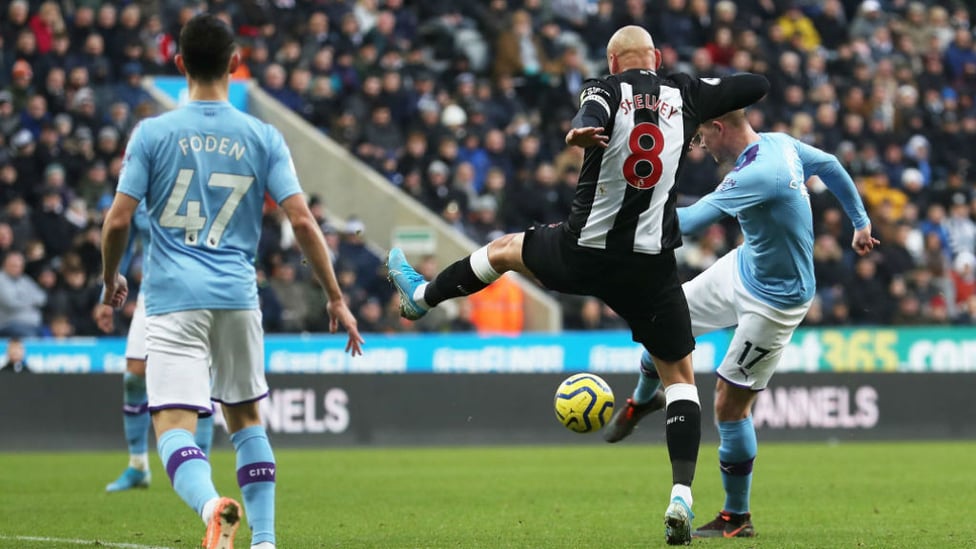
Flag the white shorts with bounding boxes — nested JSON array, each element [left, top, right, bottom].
[[145, 309, 267, 414], [125, 293, 147, 360], [683, 248, 811, 390]]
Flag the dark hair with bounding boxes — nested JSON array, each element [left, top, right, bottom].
[[178, 13, 236, 82]]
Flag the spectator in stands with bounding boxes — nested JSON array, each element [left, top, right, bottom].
[[848, 257, 890, 324], [0, 251, 45, 337], [466, 194, 503, 246], [945, 196, 976, 257], [268, 262, 311, 333], [467, 273, 524, 335], [423, 160, 465, 215], [262, 63, 302, 112], [0, 92, 18, 136], [0, 337, 29, 373], [46, 262, 97, 336], [493, 10, 557, 110], [951, 251, 976, 307], [32, 186, 77, 259], [114, 62, 151, 110], [357, 297, 397, 333]]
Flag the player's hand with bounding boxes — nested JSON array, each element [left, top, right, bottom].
[[102, 274, 128, 309], [94, 304, 115, 333], [327, 299, 365, 356], [565, 127, 609, 148], [852, 225, 880, 256]]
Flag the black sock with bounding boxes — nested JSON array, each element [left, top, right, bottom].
[[424, 256, 491, 307], [665, 399, 701, 486]]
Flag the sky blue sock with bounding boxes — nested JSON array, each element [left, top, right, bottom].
[[195, 414, 215, 456], [158, 429, 219, 517], [232, 425, 276, 545], [122, 372, 150, 457], [633, 350, 662, 405], [718, 417, 757, 514]]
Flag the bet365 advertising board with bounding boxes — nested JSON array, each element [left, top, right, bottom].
[[3, 327, 975, 374]]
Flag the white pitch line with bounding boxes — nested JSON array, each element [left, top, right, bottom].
[[0, 535, 173, 549]]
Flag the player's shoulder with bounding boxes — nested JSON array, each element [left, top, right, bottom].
[[579, 74, 616, 92], [723, 142, 770, 187], [659, 71, 706, 93], [762, 131, 800, 146], [660, 71, 694, 85], [226, 108, 284, 142], [130, 112, 166, 137]]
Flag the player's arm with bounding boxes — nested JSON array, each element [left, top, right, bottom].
[[680, 163, 769, 234], [265, 124, 363, 355], [566, 79, 616, 148], [796, 141, 879, 255], [101, 193, 139, 308], [279, 195, 364, 355], [95, 226, 138, 333], [677, 201, 727, 235], [101, 123, 150, 308], [686, 73, 770, 123]]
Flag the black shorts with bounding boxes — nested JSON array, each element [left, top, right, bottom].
[[522, 223, 695, 362]]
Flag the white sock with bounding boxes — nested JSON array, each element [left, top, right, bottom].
[[412, 282, 429, 309], [671, 484, 693, 508], [128, 453, 149, 472], [251, 543, 276, 549], [200, 496, 220, 525], [470, 245, 501, 283]]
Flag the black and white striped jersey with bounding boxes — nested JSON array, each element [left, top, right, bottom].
[[567, 70, 768, 255]]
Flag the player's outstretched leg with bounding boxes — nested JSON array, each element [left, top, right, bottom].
[[604, 351, 666, 442], [694, 416, 757, 539], [196, 413, 216, 456], [388, 245, 502, 320], [107, 372, 151, 492], [231, 425, 277, 549], [387, 248, 430, 320], [158, 428, 237, 548], [663, 383, 701, 546]]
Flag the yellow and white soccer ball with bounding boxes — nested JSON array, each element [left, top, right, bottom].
[[554, 373, 614, 433]]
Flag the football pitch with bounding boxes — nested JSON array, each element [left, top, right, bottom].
[[1, 442, 974, 548]]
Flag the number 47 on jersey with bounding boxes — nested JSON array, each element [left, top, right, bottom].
[[160, 168, 254, 248]]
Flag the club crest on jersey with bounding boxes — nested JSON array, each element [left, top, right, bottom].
[[718, 177, 737, 192]]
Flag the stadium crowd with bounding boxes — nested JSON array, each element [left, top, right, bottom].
[[0, 0, 974, 338]]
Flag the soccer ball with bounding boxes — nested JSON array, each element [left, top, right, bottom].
[[554, 373, 614, 433]]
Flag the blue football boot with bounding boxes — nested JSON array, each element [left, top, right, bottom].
[[387, 248, 429, 320], [105, 467, 151, 492]]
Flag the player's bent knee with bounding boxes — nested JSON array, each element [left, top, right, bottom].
[[222, 402, 262, 434], [487, 233, 525, 273], [714, 381, 756, 421], [653, 353, 695, 386]]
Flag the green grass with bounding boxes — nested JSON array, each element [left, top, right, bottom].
[[1, 442, 975, 548]]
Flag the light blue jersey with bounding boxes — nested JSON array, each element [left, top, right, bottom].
[[118, 101, 302, 315], [679, 133, 869, 308]]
